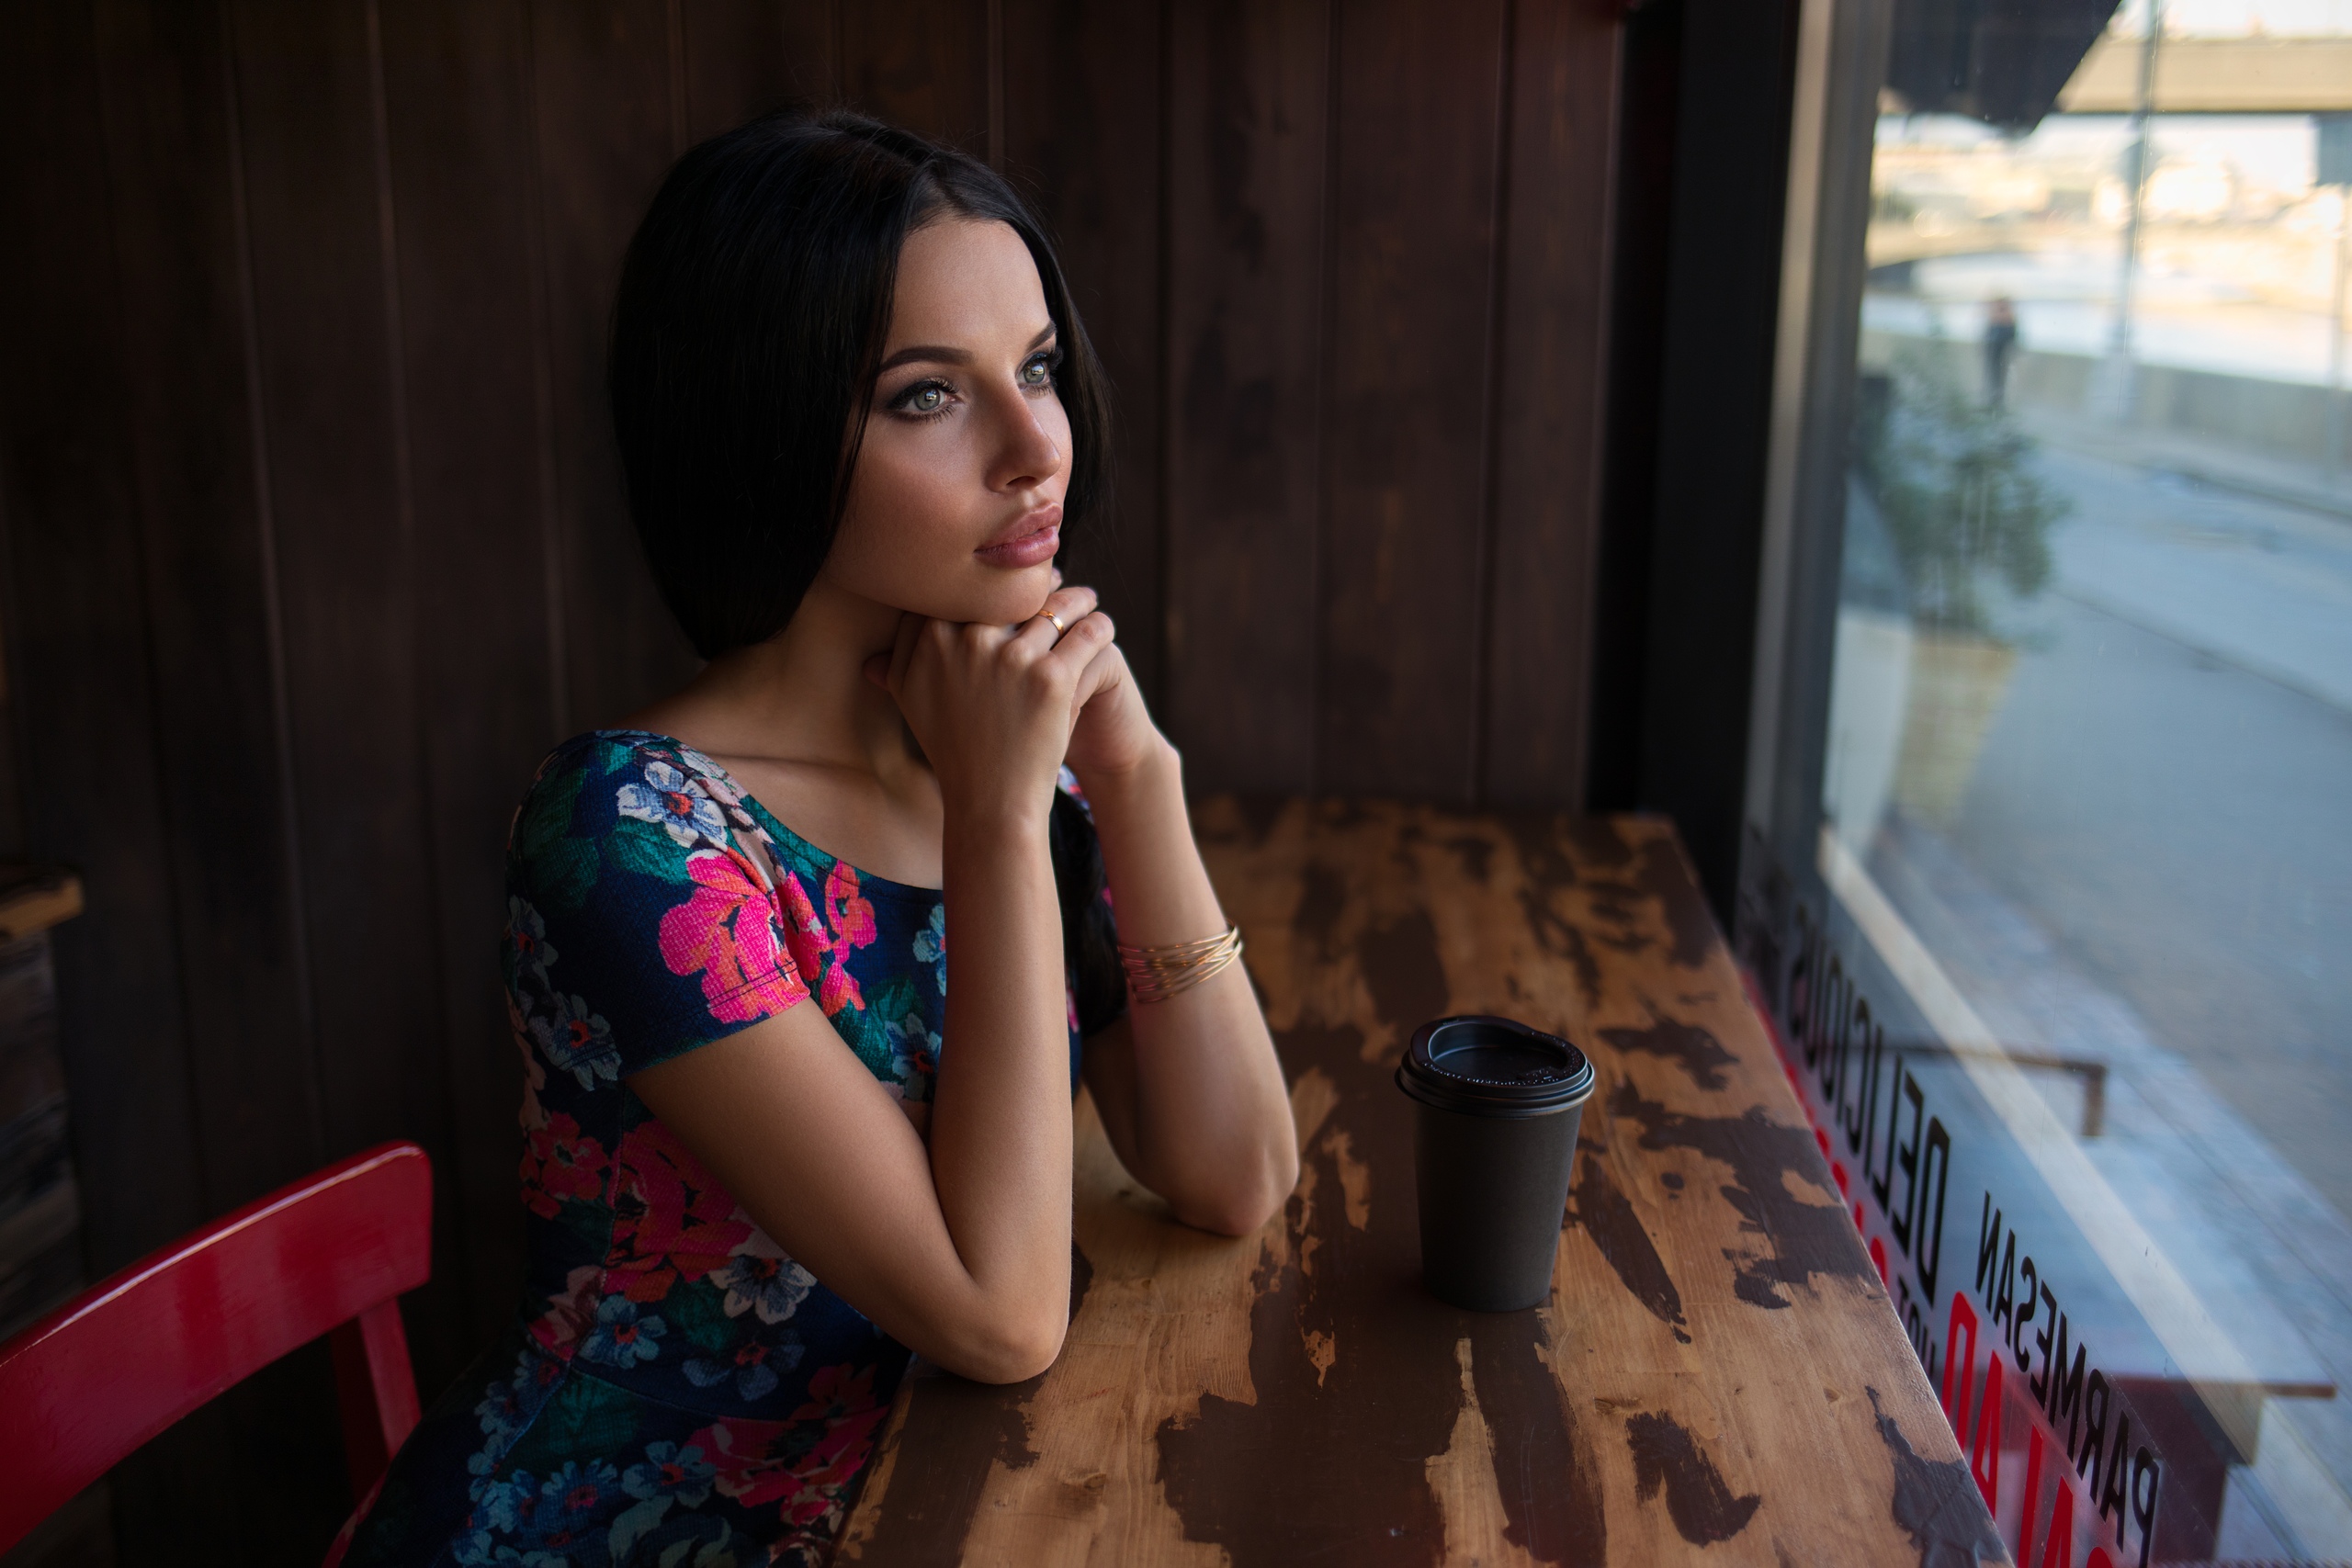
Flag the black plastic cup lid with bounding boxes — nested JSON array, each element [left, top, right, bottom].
[[1396, 1015, 1595, 1118]]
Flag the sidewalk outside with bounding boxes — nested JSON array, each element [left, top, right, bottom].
[[2031, 401, 2352, 524]]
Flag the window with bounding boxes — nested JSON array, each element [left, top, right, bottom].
[[1741, 3, 2352, 1562]]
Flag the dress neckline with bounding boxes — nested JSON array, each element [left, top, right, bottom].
[[588, 727, 945, 903]]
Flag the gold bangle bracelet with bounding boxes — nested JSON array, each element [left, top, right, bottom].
[[1117, 924, 1244, 1004]]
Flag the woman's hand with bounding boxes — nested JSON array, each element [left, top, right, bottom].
[[1048, 583, 1167, 784], [871, 586, 1117, 822]]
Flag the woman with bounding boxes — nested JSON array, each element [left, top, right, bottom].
[[337, 111, 1298, 1567]]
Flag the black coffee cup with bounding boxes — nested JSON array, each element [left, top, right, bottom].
[[1396, 1015, 1596, 1312]]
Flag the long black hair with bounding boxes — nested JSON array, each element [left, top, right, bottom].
[[609, 110, 1125, 1036], [609, 109, 1113, 660]]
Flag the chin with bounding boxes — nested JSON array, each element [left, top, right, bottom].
[[928, 567, 1055, 626]]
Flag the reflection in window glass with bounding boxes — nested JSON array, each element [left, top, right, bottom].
[[1800, 3, 2352, 1562]]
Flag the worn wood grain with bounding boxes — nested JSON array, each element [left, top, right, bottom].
[[232, 0, 468, 1378], [1480, 0, 1620, 809], [775, 0, 838, 103], [80, 3, 356, 1555], [528, 0, 701, 735], [677, 0, 796, 141], [377, 0, 563, 1347], [1159, 0, 1329, 795], [1001, 0, 1167, 708], [837, 0, 990, 156], [92, 0, 322, 1227], [1315, 0, 1508, 800], [0, 0, 206, 1301], [841, 803, 2002, 1565]]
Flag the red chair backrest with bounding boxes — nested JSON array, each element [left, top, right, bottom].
[[0, 1142, 433, 1552]]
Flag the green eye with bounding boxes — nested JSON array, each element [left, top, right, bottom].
[[1022, 357, 1051, 387], [911, 386, 944, 412]]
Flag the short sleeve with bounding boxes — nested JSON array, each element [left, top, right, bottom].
[[503, 735, 811, 1086]]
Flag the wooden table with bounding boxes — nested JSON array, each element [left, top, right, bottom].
[[837, 801, 2006, 1566]]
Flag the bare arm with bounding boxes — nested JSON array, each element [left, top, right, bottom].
[[635, 605, 1116, 1384], [1062, 610, 1298, 1235], [631, 805, 1069, 1382]]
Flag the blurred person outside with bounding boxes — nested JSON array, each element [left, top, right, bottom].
[[1982, 295, 2018, 408]]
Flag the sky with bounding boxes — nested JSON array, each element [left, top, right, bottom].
[[2115, 0, 2352, 33]]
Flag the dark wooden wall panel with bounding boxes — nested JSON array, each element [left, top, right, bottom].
[[0, 0, 206, 1304], [1317, 0, 1510, 797], [679, 0, 797, 141], [377, 0, 559, 1348], [81, 5, 356, 1559], [232, 0, 473, 1395], [94, 0, 322, 1216], [776, 0, 842, 104], [1001, 0, 1166, 705], [0, 4, 1627, 1556], [838, 0, 990, 155], [531, 0, 701, 736], [1160, 0, 1329, 793], [1482, 0, 1622, 805]]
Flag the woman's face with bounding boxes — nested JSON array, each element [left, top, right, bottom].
[[820, 216, 1071, 626]]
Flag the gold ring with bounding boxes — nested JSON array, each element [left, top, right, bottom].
[[1044, 611, 1068, 635]]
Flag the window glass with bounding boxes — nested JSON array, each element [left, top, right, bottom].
[[1760, 3, 2352, 1562]]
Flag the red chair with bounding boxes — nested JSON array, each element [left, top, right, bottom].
[[0, 1141, 433, 1556]]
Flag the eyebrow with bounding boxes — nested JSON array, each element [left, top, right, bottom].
[[876, 322, 1057, 374]]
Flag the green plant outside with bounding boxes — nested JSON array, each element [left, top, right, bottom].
[[1860, 345, 2068, 642]]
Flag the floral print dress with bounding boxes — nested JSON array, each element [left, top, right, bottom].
[[337, 730, 1113, 1568]]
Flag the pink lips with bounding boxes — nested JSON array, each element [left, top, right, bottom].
[[975, 506, 1061, 570]]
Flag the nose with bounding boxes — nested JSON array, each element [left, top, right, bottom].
[[987, 382, 1065, 495]]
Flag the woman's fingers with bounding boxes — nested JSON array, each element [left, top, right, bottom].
[[1042, 609, 1115, 682], [1069, 634, 1127, 711], [1010, 584, 1100, 655]]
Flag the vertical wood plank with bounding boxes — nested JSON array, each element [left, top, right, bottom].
[[1316, 0, 1509, 800], [229, 0, 473, 1391], [678, 0, 793, 141], [1001, 0, 1166, 709], [376, 0, 562, 1349], [836, 0, 989, 155], [89, 0, 322, 1225], [1480, 0, 1622, 808], [84, 2, 352, 1556], [778, 0, 839, 102], [1158, 0, 1329, 794], [529, 0, 702, 733], [0, 0, 206, 1275]]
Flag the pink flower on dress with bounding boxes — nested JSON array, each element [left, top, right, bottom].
[[793, 1363, 888, 1457], [779, 863, 877, 1017], [822, 863, 876, 946], [687, 1362, 885, 1523], [605, 1118, 754, 1303], [657, 848, 808, 1024], [519, 1112, 609, 1219], [780, 860, 884, 1020], [528, 1265, 604, 1355]]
